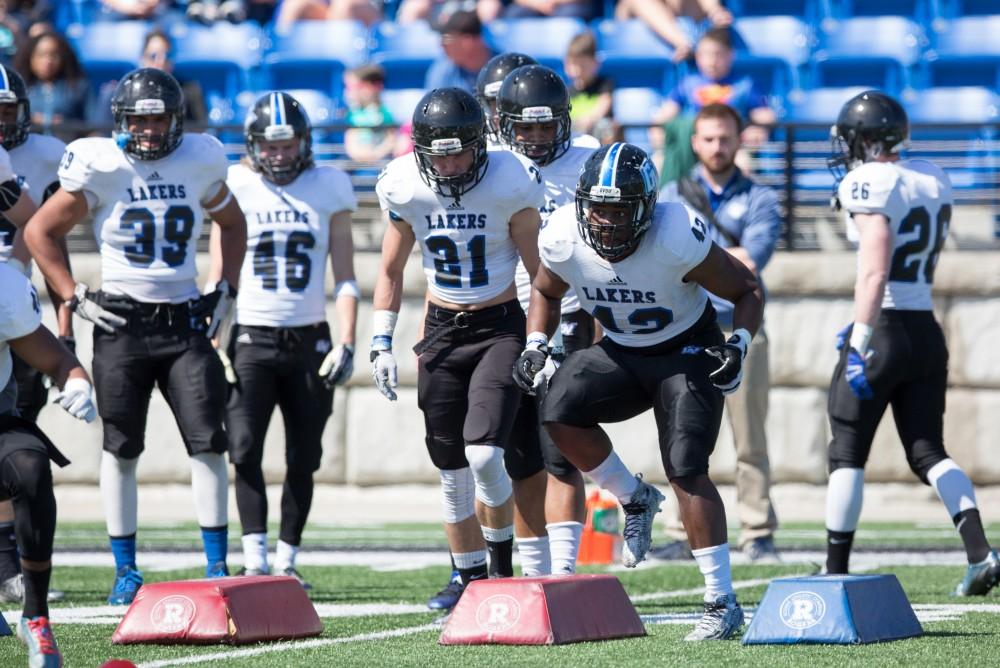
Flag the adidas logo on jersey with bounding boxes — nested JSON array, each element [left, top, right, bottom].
[[608, 275, 627, 286], [148, 171, 163, 181], [236, 332, 253, 344], [446, 200, 463, 210]]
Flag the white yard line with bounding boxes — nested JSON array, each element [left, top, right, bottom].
[[135, 623, 439, 667]]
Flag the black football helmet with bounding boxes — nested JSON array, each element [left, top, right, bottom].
[[497, 64, 572, 166], [245, 91, 313, 185], [0, 65, 30, 150], [475, 52, 536, 140], [412, 88, 488, 201], [575, 142, 659, 262], [111, 68, 185, 160], [828, 90, 908, 185]]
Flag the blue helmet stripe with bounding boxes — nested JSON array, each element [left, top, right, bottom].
[[599, 142, 623, 188], [0, 67, 9, 92], [271, 92, 285, 126]]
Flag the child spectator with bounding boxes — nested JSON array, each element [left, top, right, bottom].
[[564, 30, 612, 136], [344, 63, 396, 164]]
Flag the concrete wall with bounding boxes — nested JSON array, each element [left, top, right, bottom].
[[34, 250, 1000, 486]]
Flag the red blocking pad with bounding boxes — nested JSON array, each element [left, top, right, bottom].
[[439, 575, 646, 645], [112, 575, 322, 645]]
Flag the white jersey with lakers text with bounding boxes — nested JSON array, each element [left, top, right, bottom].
[[541, 201, 712, 348], [58, 133, 229, 303], [0, 145, 20, 263], [376, 149, 545, 305], [839, 159, 952, 311], [0, 263, 42, 406], [228, 163, 357, 327]]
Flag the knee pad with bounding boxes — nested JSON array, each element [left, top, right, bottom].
[[439, 467, 475, 523], [464, 444, 512, 508]]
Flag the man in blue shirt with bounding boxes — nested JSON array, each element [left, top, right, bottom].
[[425, 10, 494, 94], [655, 102, 783, 563]]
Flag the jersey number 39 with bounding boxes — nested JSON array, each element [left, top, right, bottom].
[[120, 205, 194, 268]]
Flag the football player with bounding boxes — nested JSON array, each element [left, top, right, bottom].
[[825, 91, 999, 594], [0, 260, 97, 668], [24, 68, 248, 605], [496, 64, 600, 577], [474, 52, 536, 147], [515, 143, 762, 640], [221, 92, 358, 587], [373, 88, 544, 596]]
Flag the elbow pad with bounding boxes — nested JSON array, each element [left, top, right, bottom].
[[0, 178, 22, 210]]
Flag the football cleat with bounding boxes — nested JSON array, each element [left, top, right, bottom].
[[648, 540, 694, 561], [684, 593, 745, 641], [0, 574, 66, 603], [205, 561, 230, 578], [953, 550, 1000, 597], [237, 567, 269, 576], [621, 476, 666, 568], [427, 571, 464, 611], [277, 566, 312, 590], [17, 616, 61, 668], [107, 565, 143, 605], [744, 536, 781, 564]]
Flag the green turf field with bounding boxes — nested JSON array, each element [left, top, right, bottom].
[[2, 521, 998, 667]]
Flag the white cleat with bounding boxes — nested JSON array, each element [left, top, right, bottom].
[[620, 476, 666, 568], [684, 593, 745, 641]]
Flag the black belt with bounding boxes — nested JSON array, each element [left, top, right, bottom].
[[238, 323, 325, 350], [413, 301, 516, 356], [96, 292, 197, 330]]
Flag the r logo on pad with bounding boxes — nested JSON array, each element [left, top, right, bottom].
[[779, 591, 826, 630], [150, 595, 197, 633], [475, 594, 521, 633]]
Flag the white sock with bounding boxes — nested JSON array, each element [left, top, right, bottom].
[[586, 452, 638, 505], [190, 453, 228, 528], [100, 451, 138, 537], [241, 533, 269, 573], [691, 543, 733, 603], [547, 521, 583, 575], [516, 535, 550, 576], [453, 550, 487, 570], [826, 468, 865, 532], [274, 539, 299, 572], [927, 459, 978, 518], [481, 524, 514, 543]]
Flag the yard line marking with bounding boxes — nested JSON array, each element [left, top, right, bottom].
[[136, 622, 439, 667], [631, 576, 798, 602]]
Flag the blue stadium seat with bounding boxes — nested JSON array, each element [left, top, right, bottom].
[[370, 21, 443, 90], [924, 56, 1000, 89], [264, 21, 368, 98], [733, 16, 813, 67], [730, 55, 796, 113], [907, 87, 998, 124], [593, 20, 674, 90], [726, 0, 825, 19], [923, 16, 1000, 89], [486, 18, 586, 77], [810, 17, 925, 92], [381, 88, 425, 125], [938, 0, 1000, 16], [831, 0, 930, 19], [612, 87, 662, 154], [66, 21, 149, 91], [931, 15, 1000, 56], [786, 86, 868, 123], [169, 23, 261, 123]]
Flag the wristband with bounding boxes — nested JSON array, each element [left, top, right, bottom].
[[373, 309, 398, 338], [849, 322, 873, 357], [526, 331, 548, 351]]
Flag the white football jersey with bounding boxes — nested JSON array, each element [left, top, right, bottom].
[[839, 159, 952, 311], [511, 134, 599, 313], [229, 163, 357, 327], [0, 145, 20, 264], [59, 133, 229, 303], [376, 149, 545, 305], [0, 262, 42, 412], [0, 134, 66, 266], [541, 201, 712, 348]]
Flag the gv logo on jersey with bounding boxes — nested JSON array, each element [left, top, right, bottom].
[[425, 213, 487, 230]]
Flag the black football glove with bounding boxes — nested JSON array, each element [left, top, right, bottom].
[[705, 330, 751, 395], [512, 336, 550, 395]]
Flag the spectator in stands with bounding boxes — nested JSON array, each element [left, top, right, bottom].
[[655, 102, 781, 564], [617, 0, 732, 63], [99, 0, 172, 21], [14, 31, 87, 127], [0, 0, 53, 46], [504, 0, 595, 20], [424, 10, 493, 94], [343, 63, 397, 164], [396, 0, 501, 24], [186, 0, 247, 24], [652, 27, 775, 184], [89, 29, 208, 127], [564, 30, 612, 137], [274, 0, 381, 34]]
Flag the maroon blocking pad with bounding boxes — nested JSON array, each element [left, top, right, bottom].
[[439, 574, 646, 645], [112, 575, 323, 645]]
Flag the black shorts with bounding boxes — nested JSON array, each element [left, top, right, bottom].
[[0, 415, 69, 494], [417, 300, 525, 471], [225, 322, 334, 473], [91, 293, 227, 459], [542, 308, 725, 480], [827, 310, 949, 481], [11, 353, 46, 423]]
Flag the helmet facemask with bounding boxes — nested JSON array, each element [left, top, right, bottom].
[[413, 134, 489, 201], [114, 99, 184, 160], [499, 105, 571, 166], [248, 124, 311, 185], [576, 185, 655, 262], [0, 96, 29, 150]]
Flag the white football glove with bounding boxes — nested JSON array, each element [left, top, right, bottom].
[[54, 377, 96, 422], [216, 347, 238, 385], [532, 354, 559, 394], [320, 344, 355, 388], [370, 337, 398, 401], [70, 283, 127, 334]]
